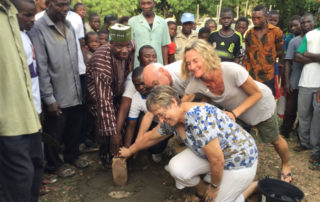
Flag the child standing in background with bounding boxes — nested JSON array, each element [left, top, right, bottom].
[[98, 30, 109, 45], [167, 21, 177, 64], [84, 32, 100, 64], [85, 13, 101, 33]]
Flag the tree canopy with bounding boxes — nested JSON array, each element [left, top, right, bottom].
[[73, 0, 320, 32]]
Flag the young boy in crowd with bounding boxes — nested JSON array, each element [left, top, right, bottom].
[[209, 8, 242, 63], [268, 10, 284, 99], [85, 32, 100, 62], [74, 3, 86, 22], [268, 10, 280, 26], [74, 3, 86, 47], [198, 27, 211, 42], [204, 18, 217, 33], [235, 17, 249, 63], [167, 21, 177, 64], [85, 13, 101, 33], [119, 16, 130, 25], [235, 17, 249, 38], [281, 15, 303, 139], [116, 46, 157, 150], [98, 30, 109, 45], [104, 15, 118, 31], [124, 67, 169, 163]]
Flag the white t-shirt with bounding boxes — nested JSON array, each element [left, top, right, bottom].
[[21, 31, 42, 114], [128, 92, 147, 120], [122, 60, 189, 99], [185, 62, 275, 126], [298, 28, 320, 88], [122, 72, 136, 98], [35, 10, 86, 75]]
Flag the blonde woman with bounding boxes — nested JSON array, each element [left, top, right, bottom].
[[120, 85, 258, 202], [182, 39, 292, 183]]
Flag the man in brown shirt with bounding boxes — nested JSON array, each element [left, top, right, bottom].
[[243, 5, 284, 95], [86, 24, 134, 165]]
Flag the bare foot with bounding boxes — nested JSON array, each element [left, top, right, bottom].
[[243, 181, 258, 199], [280, 164, 292, 183]]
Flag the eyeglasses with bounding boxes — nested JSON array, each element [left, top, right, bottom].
[[154, 107, 169, 120], [155, 111, 166, 120]]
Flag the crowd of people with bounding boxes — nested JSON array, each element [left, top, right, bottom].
[[1, 0, 320, 201]]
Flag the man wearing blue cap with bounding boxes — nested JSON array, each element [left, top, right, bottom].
[[174, 13, 198, 60]]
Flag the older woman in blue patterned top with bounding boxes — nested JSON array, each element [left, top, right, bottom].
[[120, 85, 258, 202]]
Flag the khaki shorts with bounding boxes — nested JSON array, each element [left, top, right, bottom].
[[255, 113, 279, 143]]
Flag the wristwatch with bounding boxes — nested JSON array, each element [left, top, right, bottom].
[[210, 183, 218, 189]]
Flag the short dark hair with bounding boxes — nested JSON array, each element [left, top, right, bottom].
[[104, 15, 118, 24], [85, 32, 98, 43], [198, 27, 210, 36], [73, 3, 84, 11], [253, 5, 268, 16], [269, 10, 279, 17], [205, 19, 217, 27], [301, 13, 313, 19], [132, 66, 144, 80], [289, 15, 301, 22], [11, 0, 35, 11], [167, 21, 177, 26], [119, 16, 130, 24], [98, 30, 109, 36], [138, 45, 155, 57], [89, 13, 99, 21], [236, 17, 249, 26], [220, 8, 233, 17]]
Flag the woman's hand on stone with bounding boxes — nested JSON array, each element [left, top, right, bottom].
[[119, 147, 132, 159]]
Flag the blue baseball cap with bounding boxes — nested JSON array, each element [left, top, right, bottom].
[[181, 13, 195, 24]]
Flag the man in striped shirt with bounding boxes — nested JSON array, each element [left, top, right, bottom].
[[86, 24, 134, 166]]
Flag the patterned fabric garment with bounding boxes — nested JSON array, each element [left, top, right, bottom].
[[158, 104, 258, 170], [243, 24, 283, 82], [86, 43, 133, 137]]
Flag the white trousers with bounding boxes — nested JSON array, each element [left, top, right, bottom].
[[166, 148, 257, 202]]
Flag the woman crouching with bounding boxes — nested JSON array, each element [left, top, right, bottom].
[[120, 85, 258, 202]]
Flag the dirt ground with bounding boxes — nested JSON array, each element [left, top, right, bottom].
[[39, 131, 320, 202]]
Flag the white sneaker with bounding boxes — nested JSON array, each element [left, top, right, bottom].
[[152, 153, 162, 163]]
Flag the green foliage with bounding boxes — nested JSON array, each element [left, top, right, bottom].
[[72, 0, 139, 20], [73, 0, 319, 31]]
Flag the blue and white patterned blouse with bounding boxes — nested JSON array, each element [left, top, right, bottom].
[[158, 104, 258, 170]]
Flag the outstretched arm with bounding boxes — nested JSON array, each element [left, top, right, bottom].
[[136, 111, 155, 141], [119, 125, 171, 158]]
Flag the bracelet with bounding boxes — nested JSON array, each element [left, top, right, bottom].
[[230, 111, 237, 118], [210, 183, 218, 189]]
